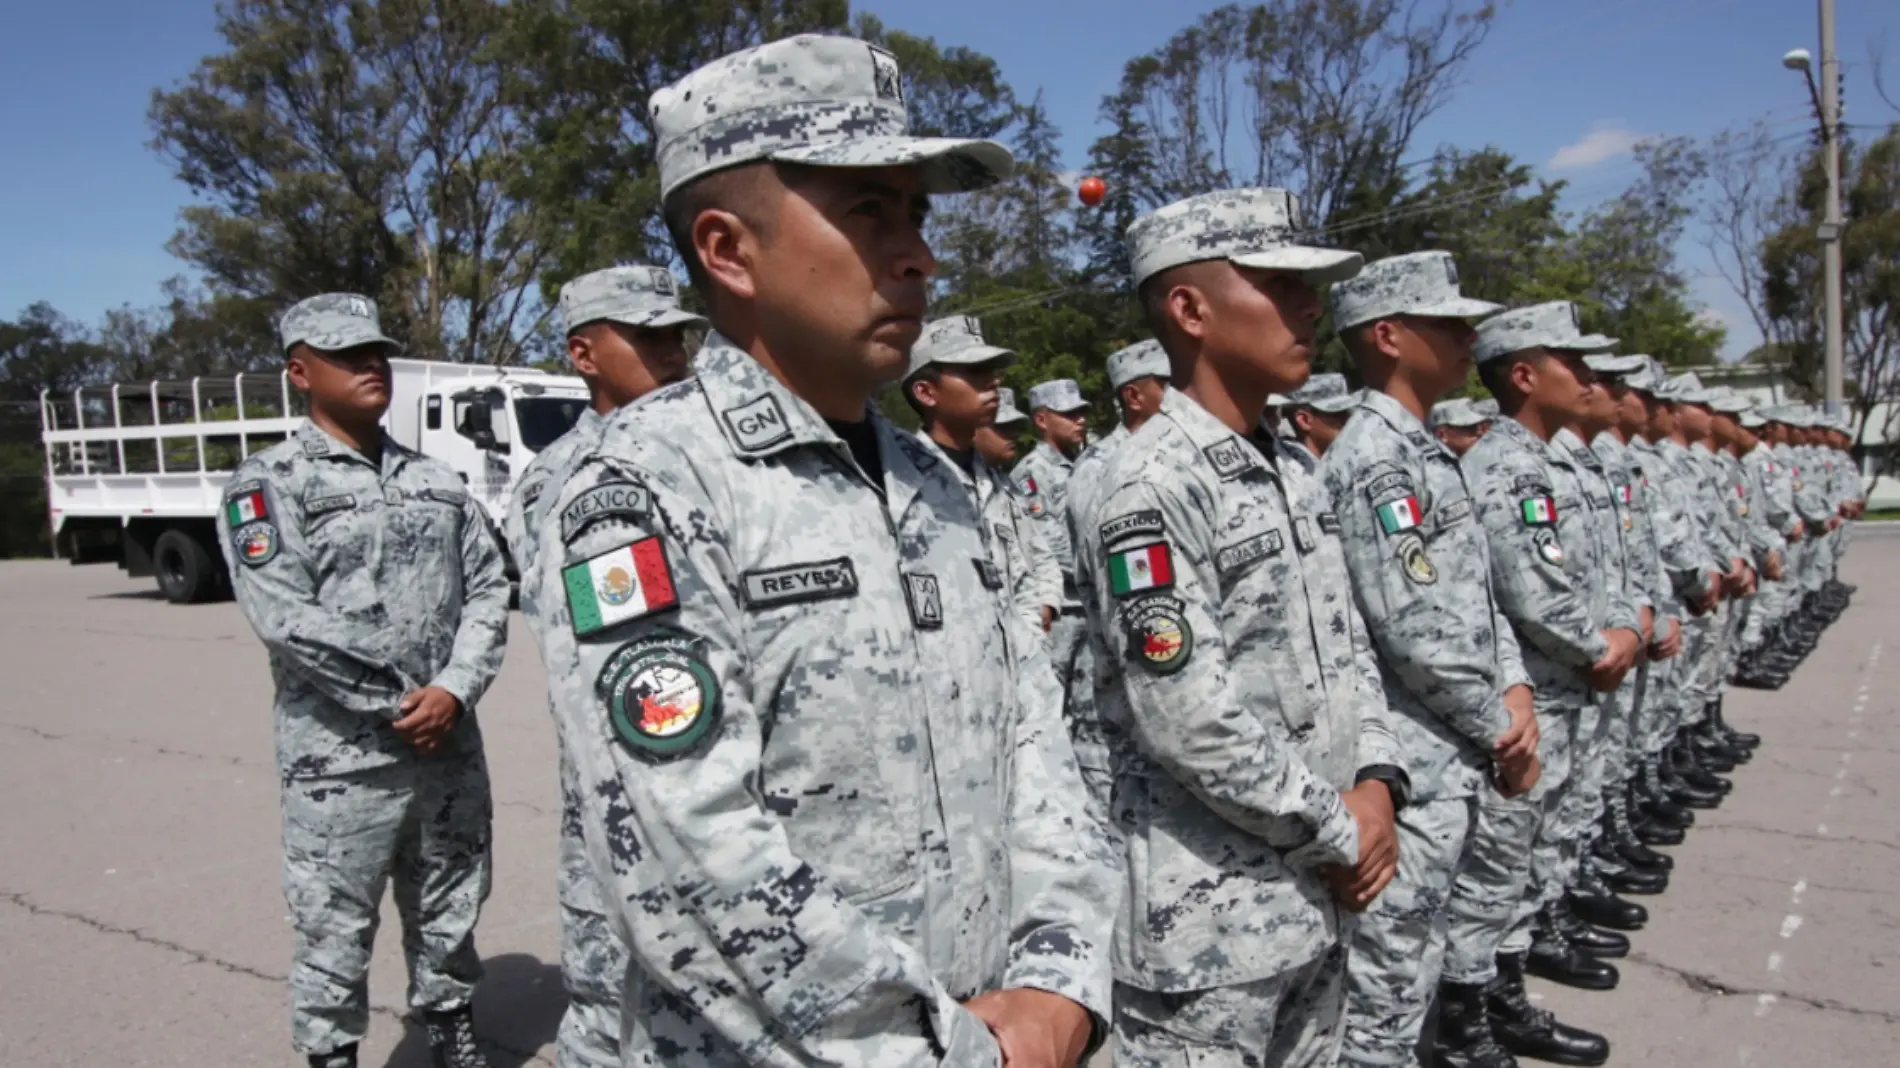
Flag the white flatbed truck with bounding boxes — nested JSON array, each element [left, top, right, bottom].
[[40, 360, 590, 603]]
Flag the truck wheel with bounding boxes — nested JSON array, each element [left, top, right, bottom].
[[154, 529, 216, 604]]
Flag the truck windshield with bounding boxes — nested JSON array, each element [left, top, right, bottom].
[[514, 397, 590, 452]]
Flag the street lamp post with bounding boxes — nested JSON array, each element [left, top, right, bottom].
[[1783, 0, 1845, 417]]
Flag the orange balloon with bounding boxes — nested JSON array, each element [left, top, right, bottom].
[[1078, 176, 1107, 206]]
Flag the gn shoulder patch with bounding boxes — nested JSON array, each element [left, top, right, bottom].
[[1099, 509, 1165, 546], [563, 536, 679, 637], [1202, 437, 1256, 480], [742, 558, 859, 609], [1121, 594, 1193, 675], [560, 481, 652, 542], [722, 393, 793, 452], [596, 632, 720, 762]]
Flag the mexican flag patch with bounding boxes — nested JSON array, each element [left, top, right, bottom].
[[1519, 496, 1557, 525], [564, 536, 679, 636], [1109, 542, 1174, 597], [1375, 496, 1422, 535], [226, 487, 268, 526]]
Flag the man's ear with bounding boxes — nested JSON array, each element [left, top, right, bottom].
[[285, 347, 312, 393], [1508, 354, 1540, 398], [694, 202, 767, 303], [567, 331, 597, 378]]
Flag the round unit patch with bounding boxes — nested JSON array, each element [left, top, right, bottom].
[[235, 521, 278, 567], [1396, 534, 1437, 585], [1533, 528, 1565, 565], [598, 640, 720, 761], [1123, 596, 1194, 675]]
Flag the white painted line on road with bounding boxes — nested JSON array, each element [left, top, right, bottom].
[[1767, 951, 1784, 972], [1818, 823, 1828, 835], [1829, 785, 1842, 798], [1755, 993, 1778, 1016], [1835, 766, 1848, 780], [1792, 879, 1806, 903], [1779, 914, 1803, 938]]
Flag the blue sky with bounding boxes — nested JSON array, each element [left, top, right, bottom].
[[3, 0, 1895, 359]]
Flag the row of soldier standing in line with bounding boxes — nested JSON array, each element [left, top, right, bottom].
[[209, 32, 1866, 1068]]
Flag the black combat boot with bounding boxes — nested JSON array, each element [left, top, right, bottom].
[[1556, 894, 1631, 956], [1674, 736, 1732, 796], [1591, 837, 1667, 895], [308, 1047, 358, 1068], [1713, 696, 1761, 749], [1637, 759, 1695, 831], [1488, 952, 1612, 1066], [1571, 863, 1648, 931], [1660, 745, 1722, 809], [1693, 722, 1741, 772], [424, 1008, 491, 1068], [1432, 980, 1519, 1068], [1525, 902, 1619, 990], [1606, 788, 1673, 871]]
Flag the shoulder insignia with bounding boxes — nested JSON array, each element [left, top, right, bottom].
[[1108, 541, 1175, 597], [1363, 470, 1416, 503], [1018, 474, 1040, 496], [721, 393, 793, 452], [1121, 594, 1193, 675], [225, 482, 271, 527], [563, 536, 679, 637], [1533, 527, 1565, 565], [741, 558, 860, 609], [1215, 530, 1283, 573], [1511, 473, 1554, 495], [1373, 495, 1422, 535], [561, 481, 652, 542], [232, 521, 278, 567], [1518, 496, 1558, 525], [902, 571, 943, 629], [301, 437, 330, 458], [1099, 509, 1165, 547], [596, 632, 720, 762], [1202, 437, 1256, 480], [1396, 533, 1437, 585]]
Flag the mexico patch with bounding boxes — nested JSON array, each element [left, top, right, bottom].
[[1519, 496, 1558, 525], [1100, 509, 1165, 546], [233, 521, 278, 567], [1108, 542, 1174, 597], [1397, 534, 1437, 585], [1123, 595, 1193, 675], [597, 634, 720, 761], [563, 536, 679, 637], [1533, 528, 1565, 565], [560, 481, 651, 541], [1374, 496, 1422, 535], [225, 481, 269, 526]]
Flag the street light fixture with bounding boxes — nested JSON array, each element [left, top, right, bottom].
[[1781, 4, 1844, 418], [1782, 48, 1812, 72]]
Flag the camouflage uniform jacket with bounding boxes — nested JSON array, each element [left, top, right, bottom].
[[1633, 439, 1722, 604], [911, 430, 1061, 647], [1318, 389, 1529, 802], [1556, 427, 1645, 617], [1088, 386, 1401, 992], [1784, 444, 1833, 524], [1014, 441, 1083, 609], [219, 421, 510, 780], [1593, 433, 1673, 618], [1719, 450, 1784, 566], [1661, 440, 1744, 569], [1280, 436, 1321, 475], [1461, 416, 1618, 707], [505, 407, 605, 632], [535, 336, 1115, 1065], [1744, 443, 1800, 541]]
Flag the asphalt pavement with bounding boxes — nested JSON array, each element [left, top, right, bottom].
[[2, 529, 1897, 1066]]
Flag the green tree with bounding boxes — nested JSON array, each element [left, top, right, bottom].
[[0, 304, 115, 558]]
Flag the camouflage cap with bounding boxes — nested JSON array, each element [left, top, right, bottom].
[[905, 315, 1015, 380], [1621, 360, 1665, 396], [1106, 339, 1171, 390], [1473, 301, 1617, 364], [650, 35, 1013, 200], [994, 386, 1027, 425], [1583, 353, 1646, 377], [1474, 397, 1500, 418], [1027, 378, 1089, 413], [279, 293, 400, 355], [1762, 404, 1801, 426], [1740, 410, 1767, 429], [1707, 387, 1754, 415], [1429, 397, 1491, 429], [1284, 372, 1359, 414], [1125, 187, 1363, 288], [1658, 371, 1722, 407], [1329, 251, 1502, 330], [559, 265, 706, 334]]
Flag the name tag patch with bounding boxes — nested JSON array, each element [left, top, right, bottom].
[[1215, 530, 1282, 573], [561, 481, 652, 541], [741, 558, 860, 609], [303, 493, 357, 519], [1433, 498, 1472, 529], [1100, 509, 1165, 546]]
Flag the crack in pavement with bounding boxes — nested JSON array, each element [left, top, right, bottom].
[[1698, 821, 1900, 853], [0, 719, 270, 770], [1626, 953, 1900, 1024], [0, 889, 552, 1065]]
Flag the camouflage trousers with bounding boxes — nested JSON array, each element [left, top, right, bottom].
[[1459, 698, 1579, 955], [1554, 695, 1619, 890], [281, 757, 493, 1055], [1676, 603, 1730, 723], [1740, 578, 1789, 651], [1442, 780, 1539, 981], [1115, 944, 1348, 1068], [555, 755, 625, 1068], [1342, 796, 1477, 1066], [1639, 653, 1681, 755]]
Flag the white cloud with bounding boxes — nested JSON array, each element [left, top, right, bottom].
[[1548, 121, 1645, 171]]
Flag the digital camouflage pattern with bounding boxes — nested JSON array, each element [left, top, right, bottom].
[[908, 314, 1015, 375], [1064, 423, 1133, 816], [1113, 945, 1349, 1068], [534, 334, 1115, 1065], [1327, 250, 1501, 330], [648, 34, 1013, 198], [557, 264, 706, 333], [1472, 301, 1615, 365], [277, 291, 401, 354], [1284, 372, 1359, 415], [1015, 439, 1084, 611], [1124, 187, 1363, 287], [1106, 338, 1170, 390], [218, 420, 509, 1055], [1427, 398, 1489, 430], [1088, 385, 1400, 997], [1027, 378, 1090, 413]]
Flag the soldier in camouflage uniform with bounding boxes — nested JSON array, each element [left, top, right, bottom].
[[900, 315, 1063, 654], [1428, 398, 1493, 458], [1706, 392, 1782, 742], [1455, 302, 1639, 1061], [1065, 339, 1173, 815], [533, 36, 1116, 1066], [1093, 186, 1407, 1068], [1018, 377, 1094, 723], [503, 266, 703, 1068], [1312, 252, 1542, 1068], [1734, 408, 1803, 687], [974, 385, 1029, 468], [219, 294, 510, 1068], [1282, 372, 1361, 473]]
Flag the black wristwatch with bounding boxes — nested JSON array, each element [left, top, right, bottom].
[[1354, 764, 1413, 811]]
